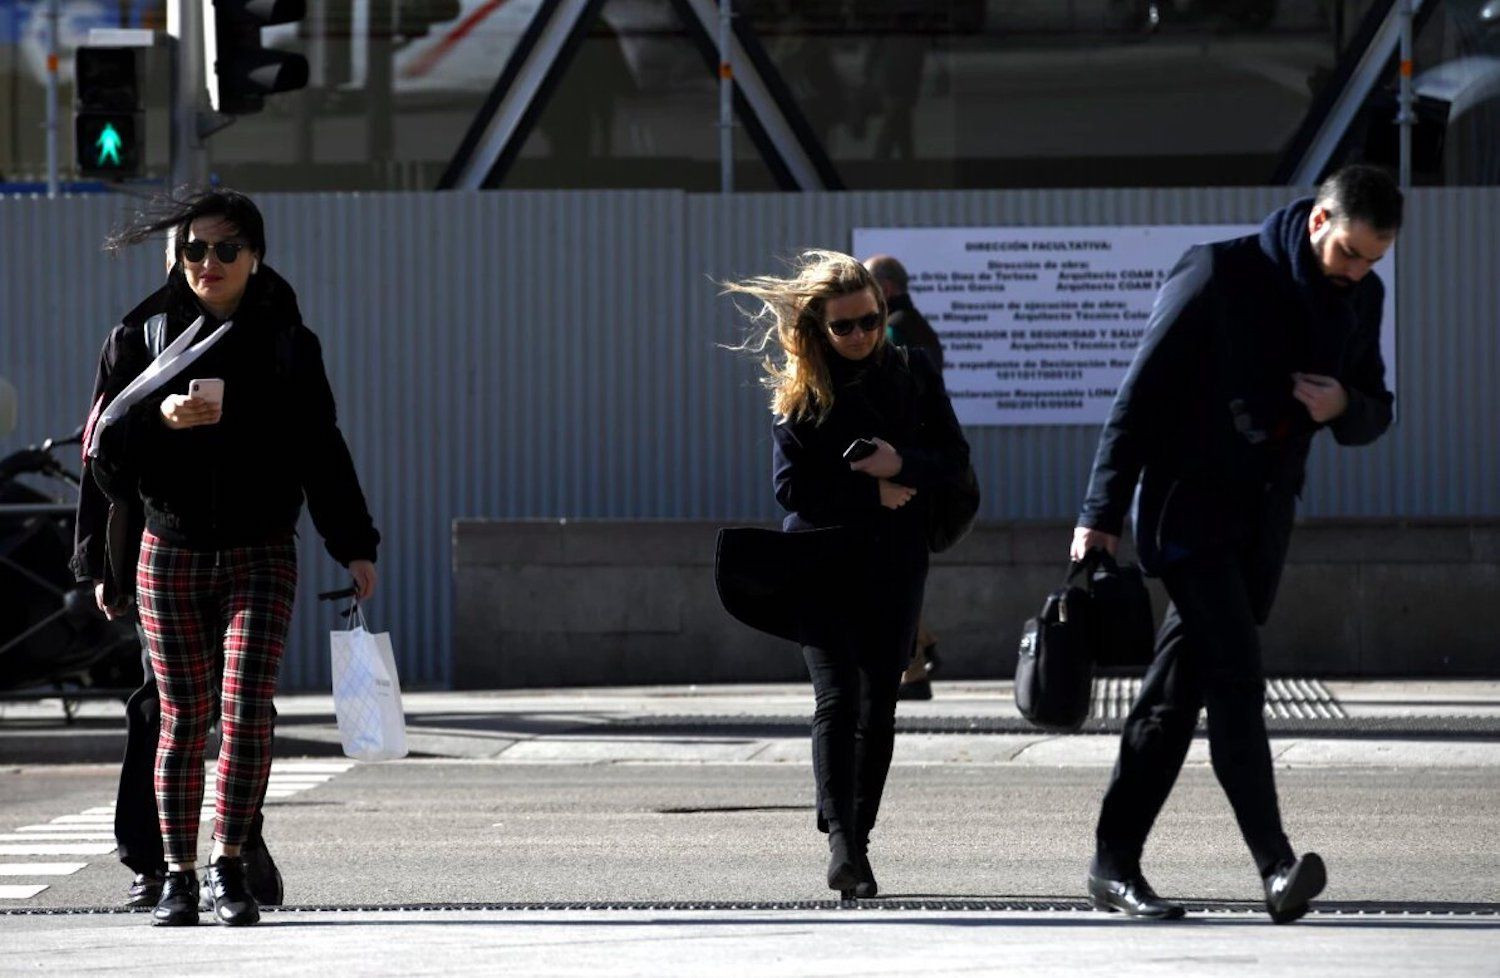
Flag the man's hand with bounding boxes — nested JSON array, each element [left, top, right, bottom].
[[878, 479, 916, 510], [850, 437, 903, 479], [349, 560, 377, 601], [160, 395, 221, 430], [1292, 373, 1348, 424], [1070, 525, 1119, 562]]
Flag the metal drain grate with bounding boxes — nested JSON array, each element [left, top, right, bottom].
[[3, 899, 1496, 917], [1092, 676, 1346, 721]]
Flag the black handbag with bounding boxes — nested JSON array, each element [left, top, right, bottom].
[[1084, 551, 1156, 668], [1015, 562, 1096, 731], [714, 525, 857, 644]]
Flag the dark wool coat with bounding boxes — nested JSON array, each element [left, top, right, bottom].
[[1078, 198, 1393, 619]]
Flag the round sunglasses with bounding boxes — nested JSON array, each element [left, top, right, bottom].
[[181, 240, 247, 264], [826, 312, 883, 337]]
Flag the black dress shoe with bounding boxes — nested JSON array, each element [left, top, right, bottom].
[[897, 678, 933, 701], [1263, 852, 1326, 924], [151, 871, 200, 926], [853, 851, 879, 899], [243, 840, 285, 906], [206, 856, 261, 926], [1087, 873, 1186, 920], [126, 870, 164, 909]]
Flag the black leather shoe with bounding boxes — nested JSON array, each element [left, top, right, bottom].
[[853, 851, 879, 899], [1263, 852, 1326, 924], [126, 870, 164, 909], [1087, 873, 1186, 920], [243, 840, 285, 906], [897, 679, 933, 701], [827, 831, 860, 899], [206, 856, 261, 926], [151, 871, 200, 926]]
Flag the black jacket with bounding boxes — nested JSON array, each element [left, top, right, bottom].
[[73, 265, 379, 591], [885, 294, 944, 366], [717, 345, 969, 648], [1078, 198, 1392, 613]]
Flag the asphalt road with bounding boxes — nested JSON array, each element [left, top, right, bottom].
[[4, 759, 1497, 909]]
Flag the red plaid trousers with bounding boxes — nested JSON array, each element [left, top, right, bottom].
[[136, 530, 298, 864]]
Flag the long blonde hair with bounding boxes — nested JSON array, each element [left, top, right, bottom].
[[723, 250, 888, 424]]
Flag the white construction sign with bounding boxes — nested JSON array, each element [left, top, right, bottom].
[[853, 225, 1396, 427]]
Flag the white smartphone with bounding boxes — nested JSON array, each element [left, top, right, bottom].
[[188, 378, 225, 407]]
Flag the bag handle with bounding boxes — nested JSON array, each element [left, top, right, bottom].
[[1065, 547, 1120, 587], [317, 585, 363, 624]]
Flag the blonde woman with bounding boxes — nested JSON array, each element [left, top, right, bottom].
[[725, 251, 970, 898]]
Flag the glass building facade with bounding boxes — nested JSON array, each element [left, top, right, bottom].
[[1, 0, 1496, 191]]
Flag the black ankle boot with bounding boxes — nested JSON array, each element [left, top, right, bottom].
[[827, 829, 860, 898], [206, 856, 261, 926], [151, 870, 200, 926], [853, 846, 879, 900]]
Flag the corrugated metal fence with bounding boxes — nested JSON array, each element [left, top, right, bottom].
[[3, 188, 1496, 689]]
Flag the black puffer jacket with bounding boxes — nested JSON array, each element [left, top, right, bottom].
[[73, 265, 379, 588]]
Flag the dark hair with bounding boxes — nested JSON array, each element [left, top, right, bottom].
[[106, 187, 267, 258], [1315, 164, 1403, 233]]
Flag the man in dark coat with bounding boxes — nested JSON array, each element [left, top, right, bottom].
[[1071, 165, 1401, 924], [866, 255, 943, 366], [865, 254, 944, 700]]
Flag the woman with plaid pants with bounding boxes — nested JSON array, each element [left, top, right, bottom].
[[87, 190, 380, 926]]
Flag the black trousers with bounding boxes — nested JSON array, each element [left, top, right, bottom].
[[1093, 552, 1295, 880], [115, 622, 267, 874]]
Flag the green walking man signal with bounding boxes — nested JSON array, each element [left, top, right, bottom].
[[95, 123, 124, 167]]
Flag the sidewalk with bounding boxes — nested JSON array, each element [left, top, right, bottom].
[[4, 679, 1499, 767]]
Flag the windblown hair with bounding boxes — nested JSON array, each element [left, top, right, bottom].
[[105, 187, 267, 260], [723, 250, 887, 424]]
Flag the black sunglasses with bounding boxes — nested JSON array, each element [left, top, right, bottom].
[[826, 311, 883, 337], [181, 240, 246, 264]]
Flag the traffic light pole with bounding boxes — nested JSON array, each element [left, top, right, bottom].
[[167, 0, 210, 188], [45, 0, 60, 196]]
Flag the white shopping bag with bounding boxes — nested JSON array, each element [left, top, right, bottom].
[[329, 603, 408, 761]]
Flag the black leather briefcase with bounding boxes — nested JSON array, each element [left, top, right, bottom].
[[1015, 566, 1096, 732], [1085, 552, 1156, 668]]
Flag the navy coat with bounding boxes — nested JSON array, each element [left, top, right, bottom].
[[1078, 198, 1393, 620]]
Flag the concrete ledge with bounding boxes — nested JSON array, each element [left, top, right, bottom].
[[452, 519, 1500, 689]]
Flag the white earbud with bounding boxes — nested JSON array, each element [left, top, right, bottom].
[[251, 258, 260, 274]]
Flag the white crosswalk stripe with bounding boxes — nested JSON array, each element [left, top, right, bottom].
[[1, 758, 358, 903], [0, 863, 86, 876], [0, 884, 49, 899]]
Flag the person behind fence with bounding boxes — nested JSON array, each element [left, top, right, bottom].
[[724, 250, 970, 899], [1071, 164, 1401, 923], [864, 253, 944, 702], [82, 189, 381, 927]]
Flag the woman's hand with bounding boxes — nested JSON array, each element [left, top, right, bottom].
[[850, 437, 903, 479], [878, 479, 917, 510], [349, 560, 377, 600], [159, 395, 221, 430], [93, 580, 122, 621]]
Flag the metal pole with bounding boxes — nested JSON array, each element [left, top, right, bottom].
[[45, 0, 60, 196], [168, 0, 209, 188], [1397, 0, 1415, 188], [718, 0, 732, 194]]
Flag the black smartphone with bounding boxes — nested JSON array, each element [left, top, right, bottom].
[[843, 438, 878, 463]]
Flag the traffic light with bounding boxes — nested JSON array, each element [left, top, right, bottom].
[[75, 46, 143, 178], [205, 0, 310, 115]]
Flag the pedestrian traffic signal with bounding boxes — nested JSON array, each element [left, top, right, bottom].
[[205, 0, 310, 115], [74, 46, 143, 178]]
